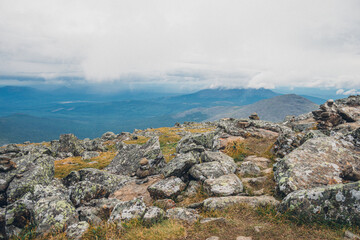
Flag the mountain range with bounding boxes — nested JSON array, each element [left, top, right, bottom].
[[0, 86, 324, 145]]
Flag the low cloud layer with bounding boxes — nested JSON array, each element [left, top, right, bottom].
[[0, 0, 360, 89]]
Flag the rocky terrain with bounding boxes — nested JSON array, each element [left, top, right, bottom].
[[0, 95, 360, 240]]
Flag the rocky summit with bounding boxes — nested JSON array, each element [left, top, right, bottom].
[[1, 95, 360, 240]]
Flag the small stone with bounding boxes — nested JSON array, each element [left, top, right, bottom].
[[238, 162, 261, 177], [203, 174, 243, 196], [206, 237, 220, 240], [249, 113, 260, 120], [345, 230, 360, 239], [147, 177, 186, 200], [236, 236, 252, 240], [143, 206, 166, 225], [140, 158, 149, 166]]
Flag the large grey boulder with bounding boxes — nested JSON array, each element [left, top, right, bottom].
[[203, 174, 243, 197], [3, 153, 54, 204], [188, 151, 237, 181], [34, 196, 77, 234], [62, 168, 130, 193], [147, 177, 186, 200], [203, 195, 279, 211], [162, 153, 197, 178], [5, 197, 34, 237], [143, 206, 166, 225], [69, 181, 110, 207], [56, 134, 84, 156], [77, 198, 122, 224], [166, 207, 200, 224], [101, 131, 117, 141], [108, 198, 147, 224], [176, 132, 216, 154], [279, 181, 360, 225], [105, 137, 165, 176], [274, 137, 360, 196]]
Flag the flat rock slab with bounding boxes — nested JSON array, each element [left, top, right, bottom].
[[203, 195, 279, 211], [203, 174, 243, 197], [110, 175, 163, 205], [166, 207, 200, 224], [147, 177, 186, 200], [274, 137, 360, 196], [243, 155, 272, 169], [279, 181, 360, 225], [162, 153, 197, 178]]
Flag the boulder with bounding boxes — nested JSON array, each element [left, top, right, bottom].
[[81, 151, 100, 160], [176, 132, 216, 154], [147, 177, 186, 200], [162, 153, 197, 178], [4, 153, 54, 204], [101, 132, 117, 141], [238, 162, 261, 177], [249, 113, 260, 120], [66, 221, 89, 240], [279, 181, 360, 225], [274, 137, 360, 196], [105, 137, 165, 176], [203, 174, 243, 197], [203, 195, 279, 211], [189, 151, 237, 181], [5, 198, 34, 237], [183, 181, 201, 198], [0, 208, 5, 239], [63, 168, 130, 193], [34, 197, 77, 234], [108, 198, 147, 224], [166, 207, 200, 224], [143, 206, 166, 225], [56, 134, 84, 156], [77, 198, 122, 224], [69, 181, 110, 207], [110, 175, 162, 205]]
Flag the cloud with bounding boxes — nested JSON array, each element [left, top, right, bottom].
[[0, 0, 360, 89], [337, 88, 360, 95]]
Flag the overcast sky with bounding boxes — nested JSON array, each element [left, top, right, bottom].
[[0, 0, 359, 90]]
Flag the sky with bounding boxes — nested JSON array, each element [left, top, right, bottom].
[[0, 0, 360, 92]]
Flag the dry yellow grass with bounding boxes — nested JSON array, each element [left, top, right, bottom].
[[223, 137, 276, 162], [123, 136, 150, 145], [54, 151, 117, 178]]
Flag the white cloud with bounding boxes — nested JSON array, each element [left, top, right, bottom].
[[336, 88, 360, 95], [0, 0, 360, 89]]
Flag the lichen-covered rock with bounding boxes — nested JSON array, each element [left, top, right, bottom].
[[4, 153, 54, 203], [143, 206, 166, 225], [238, 162, 261, 177], [0, 208, 5, 240], [162, 153, 197, 178], [274, 137, 360, 196], [189, 161, 235, 182], [147, 177, 186, 200], [201, 151, 237, 171], [63, 168, 130, 193], [176, 132, 216, 154], [105, 137, 165, 176], [183, 181, 201, 198], [203, 195, 279, 211], [101, 132, 117, 141], [76, 198, 122, 224], [5, 198, 34, 237], [66, 221, 89, 240], [34, 197, 77, 234], [279, 181, 360, 225], [203, 174, 243, 197], [81, 151, 100, 160], [300, 130, 327, 144], [108, 198, 147, 224], [166, 207, 200, 224], [69, 181, 110, 207], [30, 179, 68, 202], [56, 134, 84, 156], [81, 138, 105, 152]]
